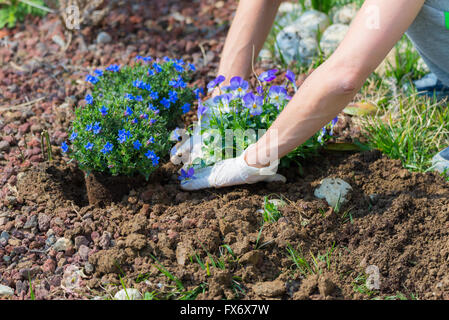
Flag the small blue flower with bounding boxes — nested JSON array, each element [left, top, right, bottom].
[[85, 123, 93, 132], [85, 94, 93, 105], [133, 80, 147, 90], [169, 90, 178, 103], [146, 137, 155, 144], [125, 93, 135, 100], [100, 105, 108, 116], [85, 142, 94, 150], [133, 140, 142, 150], [181, 103, 190, 114], [161, 97, 171, 109], [197, 100, 208, 119], [135, 95, 143, 102], [93, 122, 101, 135], [117, 129, 132, 143], [188, 63, 196, 71], [145, 149, 160, 166], [148, 104, 160, 114], [152, 63, 162, 73], [135, 55, 144, 61], [101, 142, 113, 154], [194, 88, 204, 99], [149, 119, 156, 125], [86, 74, 99, 84], [148, 68, 155, 76], [173, 63, 184, 73], [143, 56, 153, 63], [106, 64, 121, 72], [69, 132, 78, 141], [131, 118, 138, 124], [149, 91, 159, 100], [61, 141, 69, 153], [140, 113, 149, 120], [124, 106, 133, 117], [94, 69, 103, 77]]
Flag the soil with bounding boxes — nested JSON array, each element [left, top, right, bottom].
[[1, 0, 449, 300], [5, 149, 448, 300]]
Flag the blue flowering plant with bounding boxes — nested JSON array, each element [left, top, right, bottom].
[[190, 69, 338, 170], [62, 57, 198, 180]]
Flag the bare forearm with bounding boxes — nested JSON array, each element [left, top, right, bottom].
[[217, 0, 282, 83]]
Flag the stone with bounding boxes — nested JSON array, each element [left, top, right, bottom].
[[175, 242, 188, 266], [96, 31, 112, 44], [253, 280, 285, 297], [78, 244, 90, 261], [23, 215, 38, 229], [0, 284, 14, 296], [278, 2, 303, 15], [0, 140, 10, 152], [38, 213, 51, 232], [333, 4, 357, 25], [292, 10, 330, 38], [114, 288, 142, 300], [74, 235, 89, 249], [276, 26, 318, 64], [258, 48, 272, 61], [314, 178, 352, 208], [319, 24, 349, 56], [52, 237, 72, 252], [0, 231, 9, 246]]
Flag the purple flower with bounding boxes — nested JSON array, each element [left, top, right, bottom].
[[268, 85, 289, 107], [229, 76, 249, 97], [179, 167, 195, 183], [207, 75, 226, 92], [286, 70, 296, 84], [213, 93, 233, 113], [256, 86, 264, 95], [61, 141, 69, 153], [330, 116, 339, 136], [258, 69, 278, 82], [197, 100, 208, 118], [101, 142, 113, 154], [243, 92, 263, 116], [181, 103, 190, 114]]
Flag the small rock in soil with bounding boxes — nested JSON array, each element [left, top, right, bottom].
[[0, 140, 10, 152], [52, 237, 72, 252], [0, 284, 14, 296], [114, 288, 142, 300], [253, 280, 286, 297], [314, 177, 352, 207], [97, 32, 112, 44]]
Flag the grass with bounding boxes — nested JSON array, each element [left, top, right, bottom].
[[286, 242, 337, 276], [362, 94, 449, 172], [352, 273, 378, 297], [262, 196, 282, 223]]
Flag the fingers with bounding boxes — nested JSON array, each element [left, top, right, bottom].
[[263, 173, 287, 184]]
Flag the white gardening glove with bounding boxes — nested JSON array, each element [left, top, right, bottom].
[[170, 97, 217, 166], [180, 147, 286, 191]]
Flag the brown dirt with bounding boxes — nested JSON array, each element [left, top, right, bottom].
[[12, 149, 449, 300]]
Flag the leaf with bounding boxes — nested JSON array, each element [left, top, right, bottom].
[[343, 102, 378, 117]]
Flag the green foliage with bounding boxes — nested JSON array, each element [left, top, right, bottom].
[[362, 94, 449, 172], [62, 58, 197, 179], [262, 196, 282, 223], [0, 0, 48, 29]]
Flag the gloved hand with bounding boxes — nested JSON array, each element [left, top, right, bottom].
[[180, 146, 286, 191]]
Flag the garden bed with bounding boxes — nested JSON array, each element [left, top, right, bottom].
[[1, 0, 448, 301], [1, 149, 447, 300]]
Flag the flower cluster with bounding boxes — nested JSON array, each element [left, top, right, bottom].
[[193, 70, 337, 169], [61, 56, 197, 179]]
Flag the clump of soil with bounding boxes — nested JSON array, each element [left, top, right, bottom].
[[10, 150, 449, 300]]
